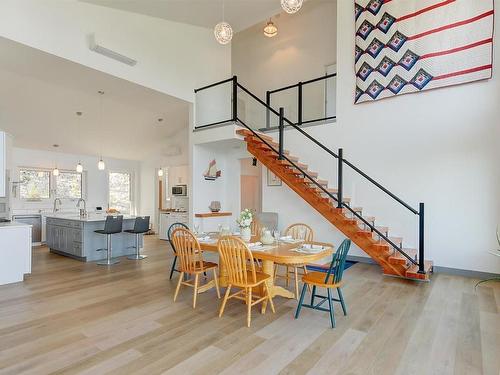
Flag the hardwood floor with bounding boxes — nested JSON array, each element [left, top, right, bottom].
[[0, 236, 498, 374]]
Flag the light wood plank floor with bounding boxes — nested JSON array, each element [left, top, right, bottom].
[[0, 236, 498, 375]]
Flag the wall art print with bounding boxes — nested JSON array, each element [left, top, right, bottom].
[[354, 0, 494, 104]]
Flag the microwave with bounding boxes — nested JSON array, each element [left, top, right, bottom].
[[171, 185, 187, 196]]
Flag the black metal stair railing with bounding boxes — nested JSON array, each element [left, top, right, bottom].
[[194, 76, 426, 274]]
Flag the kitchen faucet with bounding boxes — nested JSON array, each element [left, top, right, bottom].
[[76, 198, 87, 217], [53, 198, 62, 213]]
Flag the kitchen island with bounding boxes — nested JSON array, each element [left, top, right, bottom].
[[45, 214, 142, 262], [0, 222, 32, 285]]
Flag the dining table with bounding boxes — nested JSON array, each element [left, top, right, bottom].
[[197, 233, 334, 312]]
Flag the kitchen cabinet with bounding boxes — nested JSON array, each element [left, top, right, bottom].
[[159, 211, 188, 240], [46, 218, 84, 257]]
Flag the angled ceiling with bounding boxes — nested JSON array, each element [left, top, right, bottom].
[[0, 37, 190, 162], [81, 0, 283, 32]]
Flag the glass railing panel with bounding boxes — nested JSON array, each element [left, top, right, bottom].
[[269, 89, 298, 126], [302, 75, 336, 124], [194, 81, 232, 128], [236, 87, 279, 131]]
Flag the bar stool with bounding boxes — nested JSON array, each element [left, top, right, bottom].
[[126, 216, 150, 260], [95, 215, 123, 266]]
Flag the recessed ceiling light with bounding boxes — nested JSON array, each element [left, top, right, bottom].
[[52, 144, 59, 148], [158, 118, 164, 123]]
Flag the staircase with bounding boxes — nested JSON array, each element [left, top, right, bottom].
[[236, 128, 433, 281], [194, 76, 432, 281]]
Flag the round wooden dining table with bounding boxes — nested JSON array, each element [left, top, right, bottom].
[[198, 234, 334, 313]]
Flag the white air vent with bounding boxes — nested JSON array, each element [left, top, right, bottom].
[[88, 34, 137, 66]]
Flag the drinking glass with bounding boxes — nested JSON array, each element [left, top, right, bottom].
[[194, 224, 200, 234], [273, 229, 280, 244]]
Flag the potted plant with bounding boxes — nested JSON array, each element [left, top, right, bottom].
[[237, 209, 253, 242]]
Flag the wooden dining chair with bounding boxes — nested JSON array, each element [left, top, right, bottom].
[[167, 222, 189, 279], [251, 218, 264, 236], [274, 223, 314, 299], [295, 239, 351, 328], [217, 236, 275, 327], [171, 228, 221, 308]]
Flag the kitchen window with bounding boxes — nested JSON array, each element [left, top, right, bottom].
[[56, 171, 82, 199], [19, 169, 51, 200], [108, 171, 132, 214]]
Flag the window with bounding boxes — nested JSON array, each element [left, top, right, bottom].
[[19, 169, 50, 200], [109, 172, 132, 214], [56, 172, 82, 199]]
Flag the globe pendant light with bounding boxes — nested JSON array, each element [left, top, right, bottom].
[[214, 1, 232, 44], [53, 167, 60, 176], [76, 162, 83, 173], [158, 168, 164, 177], [281, 0, 303, 14], [263, 19, 278, 38]]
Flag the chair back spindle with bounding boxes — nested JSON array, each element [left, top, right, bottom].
[[171, 228, 204, 273], [324, 239, 351, 284], [217, 236, 257, 286], [284, 223, 314, 242]]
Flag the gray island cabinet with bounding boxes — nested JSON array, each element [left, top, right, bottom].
[[45, 215, 141, 262]]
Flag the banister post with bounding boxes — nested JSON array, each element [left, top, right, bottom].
[[266, 91, 271, 129], [232, 75, 238, 122], [337, 148, 343, 209], [418, 202, 425, 274], [278, 107, 284, 160], [298, 82, 303, 126]]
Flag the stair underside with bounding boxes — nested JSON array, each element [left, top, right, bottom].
[[237, 128, 432, 281]]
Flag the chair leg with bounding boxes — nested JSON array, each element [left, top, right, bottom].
[[294, 267, 299, 300], [193, 274, 199, 309], [169, 256, 177, 280], [303, 266, 312, 294], [294, 283, 307, 319], [310, 285, 317, 306], [219, 285, 232, 318], [327, 288, 336, 328], [285, 266, 290, 288], [173, 271, 184, 302], [263, 282, 275, 313], [273, 264, 278, 279], [213, 269, 221, 298], [247, 287, 252, 328], [338, 287, 347, 316]]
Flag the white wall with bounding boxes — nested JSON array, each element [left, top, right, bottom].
[[259, 2, 500, 274], [0, 0, 231, 103], [11, 147, 141, 214]]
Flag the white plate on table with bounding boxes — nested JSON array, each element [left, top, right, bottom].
[[294, 244, 326, 254]]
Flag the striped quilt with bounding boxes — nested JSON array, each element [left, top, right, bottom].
[[354, 0, 494, 103]]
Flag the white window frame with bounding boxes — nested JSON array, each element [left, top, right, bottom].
[[107, 170, 135, 215], [17, 166, 87, 203]]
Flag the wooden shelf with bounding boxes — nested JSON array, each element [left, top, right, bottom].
[[195, 212, 232, 218]]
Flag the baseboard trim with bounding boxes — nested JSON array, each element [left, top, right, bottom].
[[348, 255, 500, 279]]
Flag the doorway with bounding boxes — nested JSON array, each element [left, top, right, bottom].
[[240, 158, 262, 214]]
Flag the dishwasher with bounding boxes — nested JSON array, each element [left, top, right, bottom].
[[12, 215, 42, 244]]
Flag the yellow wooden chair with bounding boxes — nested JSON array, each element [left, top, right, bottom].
[[172, 228, 221, 308], [217, 236, 275, 327], [274, 223, 314, 299]]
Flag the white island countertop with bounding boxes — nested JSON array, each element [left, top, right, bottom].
[[44, 214, 137, 222]]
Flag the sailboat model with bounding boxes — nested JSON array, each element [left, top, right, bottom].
[[203, 159, 221, 181]]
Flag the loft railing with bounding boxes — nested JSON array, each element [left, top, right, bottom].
[[266, 73, 337, 129], [194, 76, 426, 274]]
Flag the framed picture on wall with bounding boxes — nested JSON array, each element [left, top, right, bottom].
[[267, 169, 282, 186]]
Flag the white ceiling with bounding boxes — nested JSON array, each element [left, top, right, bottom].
[[81, 0, 283, 32], [0, 37, 190, 162]]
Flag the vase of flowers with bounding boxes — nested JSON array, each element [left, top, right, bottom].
[[237, 209, 253, 242]]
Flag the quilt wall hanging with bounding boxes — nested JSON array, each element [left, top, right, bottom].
[[354, 0, 494, 104]]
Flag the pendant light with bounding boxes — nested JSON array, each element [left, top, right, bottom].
[[97, 91, 106, 171], [158, 168, 164, 177], [98, 157, 106, 171], [263, 19, 278, 38], [281, 0, 303, 14], [53, 167, 60, 176], [75, 111, 84, 173], [214, 1, 233, 45]]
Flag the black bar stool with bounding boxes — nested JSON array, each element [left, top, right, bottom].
[[95, 215, 123, 266], [126, 216, 150, 260]]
